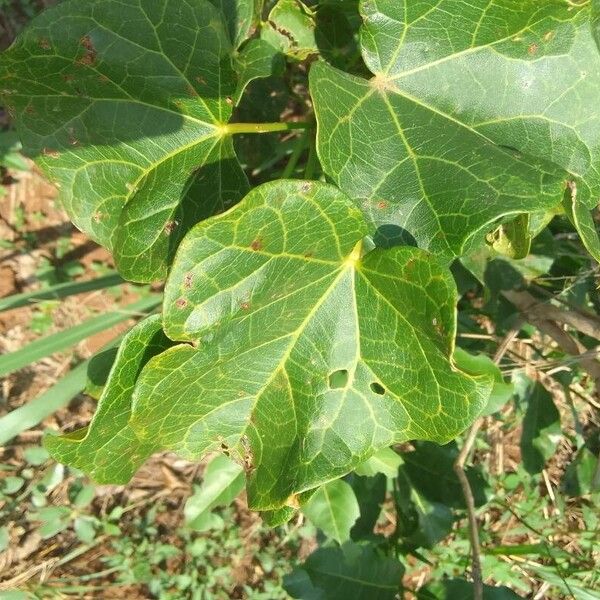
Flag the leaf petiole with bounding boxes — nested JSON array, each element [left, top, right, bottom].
[[222, 121, 313, 135]]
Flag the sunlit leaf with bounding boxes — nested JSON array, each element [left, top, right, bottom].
[[311, 1, 600, 259], [125, 180, 490, 508]]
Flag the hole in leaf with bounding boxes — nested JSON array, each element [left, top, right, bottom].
[[328, 369, 348, 389], [370, 382, 386, 395]]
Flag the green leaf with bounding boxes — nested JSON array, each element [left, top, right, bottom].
[[395, 467, 453, 550], [44, 315, 174, 483], [354, 447, 402, 478], [562, 447, 600, 496], [285, 542, 404, 600], [301, 479, 360, 544], [234, 39, 285, 104], [401, 441, 489, 509], [347, 473, 386, 540], [1, 0, 249, 282], [73, 483, 95, 508], [562, 181, 600, 263], [128, 180, 490, 508], [23, 446, 50, 466], [419, 578, 522, 600], [184, 454, 245, 527], [85, 346, 119, 400], [487, 214, 532, 260], [310, 1, 600, 259], [454, 348, 514, 416], [262, 0, 318, 60], [73, 516, 96, 543], [1, 476, 25, 495], [209, 0, 259, 47], [520, 381, 561, 475], [261, 505, 298, 527]]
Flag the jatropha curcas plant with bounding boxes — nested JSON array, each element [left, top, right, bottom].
[[2, 0, 600, 520]]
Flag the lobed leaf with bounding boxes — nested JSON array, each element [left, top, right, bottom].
[[311, 0, 600, 259], [0, 0, 266, 282], [44, 315, 174, 483], [124, 180, 490, 509]]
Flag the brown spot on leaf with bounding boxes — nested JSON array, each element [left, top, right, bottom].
[[195, 75, 206, 84], [240, 301, 250, 310], [300, 182, 312, 193], [225, 96, 234, 106], [176, 298, 187, 309], [527, 42, 538, 56], [220, 440, 230, 456], [38, 38, 51, 51], [62, 74, 75, 83], [285, 494, 301, 509], [164, 220, 178, 235], [377, 200, 388, 209], [250, 238, 263, 251], [42, 148, 60, 159], [183, 273, 193, 288], [77, 35, 97, 66], [92, 211, 102, 223]]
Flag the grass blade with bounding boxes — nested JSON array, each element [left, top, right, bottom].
[[0, 296, 161, 377], [0, 272, 124, 312], [0, 334, 128, 446], [0, 359, 88, 446]]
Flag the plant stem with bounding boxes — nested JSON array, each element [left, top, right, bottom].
[[304, 134, 319, 179], [223, 121, 313, 135], [281, 130, 309, 179], [453, 327, 520, 600]]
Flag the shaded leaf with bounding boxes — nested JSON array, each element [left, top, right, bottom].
[[419, 578, 522, 600], [401, 441, 489, 509], [520, 382, 561, 475], [209, 0, 259, 47], [395, 467, 453, 550], [347, 473, 386, 540], [85, 346, 119, 400], [285, 541, 403, 600], [234, 39, 285, 104], [563, 181, 600, 263], [562, 447, 600, 496]]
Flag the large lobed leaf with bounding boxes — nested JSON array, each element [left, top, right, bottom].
[[56, 180, 491, 508], [0, 0, 273, 282], [310, 0, 600, 259]]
